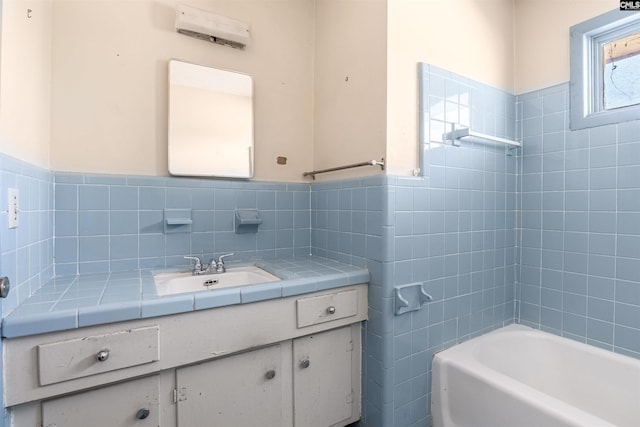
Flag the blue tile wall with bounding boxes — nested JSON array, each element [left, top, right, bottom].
[[0, 153, 54, 314], [53, 173, 311, 275], [517, 82, 640, 358], [418, 64, 517, 175], [312, 64, 518, 427], [0, 152, 54, 427], [311, 176, 395, 426]]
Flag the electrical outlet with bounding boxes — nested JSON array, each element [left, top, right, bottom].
[[8, 188, 19, 229]]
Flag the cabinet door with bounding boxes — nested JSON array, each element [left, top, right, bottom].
[[293, 325, 358, 427], [176, 344, 285, 427], [42, 375, 160, 427]]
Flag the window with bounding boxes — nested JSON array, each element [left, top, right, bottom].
[[602, 32, 640, 110], [570, 9, 640, 130]]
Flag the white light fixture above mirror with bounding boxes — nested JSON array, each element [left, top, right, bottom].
[[175, 4, 250, 50]]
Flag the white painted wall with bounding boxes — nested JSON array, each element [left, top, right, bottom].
[[514, 0, 619, 94], [386, 0, 516, 176], [0, 0, 623, 180], [312, 0, 387, 182], [0, 0, 52, 168], [49, 0, 314, 181]]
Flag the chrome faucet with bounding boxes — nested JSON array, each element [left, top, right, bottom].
[[213, 253, 234, 273], [184, 256, 208, 275], [184, 253, 234, 275]]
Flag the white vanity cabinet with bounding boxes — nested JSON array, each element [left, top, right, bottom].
[[5, 284, 367, 427]]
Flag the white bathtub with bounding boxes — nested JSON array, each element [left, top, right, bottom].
[[431, 324, 640, 427]]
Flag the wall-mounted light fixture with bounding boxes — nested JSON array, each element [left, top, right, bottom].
[[175, 3, 250, 50]]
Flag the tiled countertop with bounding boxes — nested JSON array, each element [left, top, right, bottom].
[[2, 256, 369, 338]]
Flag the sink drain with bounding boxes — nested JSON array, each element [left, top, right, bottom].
[[203, 279, 219, 287]]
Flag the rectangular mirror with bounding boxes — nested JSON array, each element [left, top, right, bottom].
[[168, 60, 254, 178]]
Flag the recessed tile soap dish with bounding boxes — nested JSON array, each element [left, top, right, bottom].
[[394, 282, 433, 315], [235, 209, 263, 234], [164, 209, 192, 234], [165, 218, 193, 225]]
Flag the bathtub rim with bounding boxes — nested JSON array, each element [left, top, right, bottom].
[[434, 323, 640, 369]]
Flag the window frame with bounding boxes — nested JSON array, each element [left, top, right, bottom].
[[570, 9, 640, 130]]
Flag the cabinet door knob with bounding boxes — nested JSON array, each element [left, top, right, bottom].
[[96, 350, 110, 362], [326, 306, 336, 315], [136, 408, 150, 420], [300, 359, 310, 369], [265, 369, 276, 380]]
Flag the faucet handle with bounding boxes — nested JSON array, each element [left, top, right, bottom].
[[214, 253, 234, 273], [217, 253, 235, 263]]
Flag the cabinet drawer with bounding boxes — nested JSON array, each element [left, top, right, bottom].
[[296, 290, 358, 328], [42, 374, 160, 427], [37, 326, 159, 386]]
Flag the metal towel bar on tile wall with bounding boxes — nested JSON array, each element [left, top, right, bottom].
[[303, 158, 385, 180], [443, 125, 521, 147]]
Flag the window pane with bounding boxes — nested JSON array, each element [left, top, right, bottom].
[[602, 33, 640, 111]]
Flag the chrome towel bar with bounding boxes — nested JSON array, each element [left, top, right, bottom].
[[303, 158, 385, 180], [443, 126, 521, 147]]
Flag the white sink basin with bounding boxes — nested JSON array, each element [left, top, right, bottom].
[[153, 266, 280, 296]]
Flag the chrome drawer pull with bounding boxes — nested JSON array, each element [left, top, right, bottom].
[[136, 408, 150, 420], [96, 350, 110, 362], [326, 306, 336, 315]]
